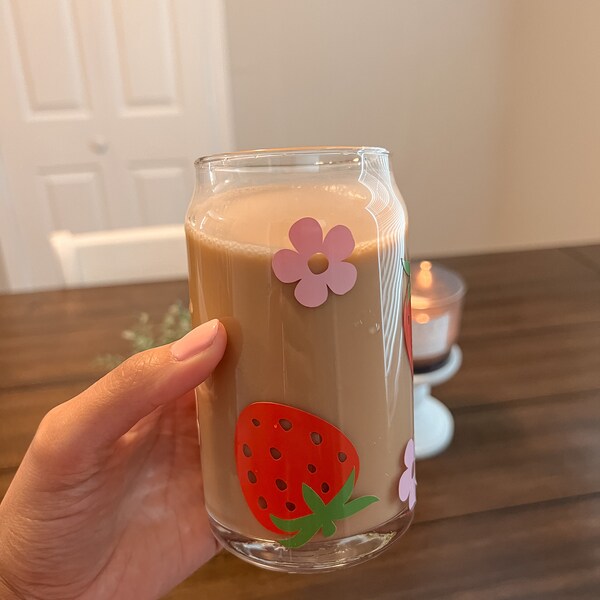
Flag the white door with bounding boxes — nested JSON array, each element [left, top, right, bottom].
[[0, 0, 233, 290]]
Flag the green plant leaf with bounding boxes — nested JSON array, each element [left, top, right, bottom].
[[95, 301, 191, 371]]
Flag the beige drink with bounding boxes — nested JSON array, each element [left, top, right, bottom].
[[187, 180, 412, 532]]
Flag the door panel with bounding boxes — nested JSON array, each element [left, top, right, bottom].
[[132, 165, 188, 226], [42, 169, 108, 233], [8, 0, 89, 118], [112, 0, 180, 112]]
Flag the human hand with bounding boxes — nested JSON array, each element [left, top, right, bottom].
[[0, 320, 227, 600]]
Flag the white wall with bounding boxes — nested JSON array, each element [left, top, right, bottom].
[[497, 0, 600, 249], [0, 247, 8, 293], [224, 0, 600, 257]]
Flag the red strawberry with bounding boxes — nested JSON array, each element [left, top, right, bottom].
[[235, 402, 379, 548], [403, 292, 413, 372], [402, 259, 413, 372]]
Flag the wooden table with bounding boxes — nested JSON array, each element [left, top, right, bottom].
[[1, 245, 599, 599]]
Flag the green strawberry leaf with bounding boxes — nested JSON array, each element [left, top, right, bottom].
[[327, 467, 356, 510], [338, 495, 380, 518], [302, 483, 327, 513], [321, 519, 337, 538], [270, 513, 314, 533], [269, 470, 380, 549], [402, 259, 411, 276], [276, 522, 322, 548]]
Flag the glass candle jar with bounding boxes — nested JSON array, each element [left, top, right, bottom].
[[185, 147, 415, 572], [411, 261, 466, 373]]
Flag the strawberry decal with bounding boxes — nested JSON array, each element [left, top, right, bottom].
[[402, 259, 413, 372], [235, 402, 379, 548]]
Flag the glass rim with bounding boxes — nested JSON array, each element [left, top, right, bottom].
[[195, 146, 389, 167]]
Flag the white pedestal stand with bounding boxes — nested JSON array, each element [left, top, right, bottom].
[[414, 345, 461, 460]]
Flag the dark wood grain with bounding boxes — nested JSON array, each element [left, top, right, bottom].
[[458, 277, 600, 339], [563, 244, 600, 272], [0, 281, 188, 389], [416, 389, 600, 522], [431, 245, 598, 290], [1, 244, 599, 599], [439, 322, 600, 408], [0, 328, 123, 389], [0, 280, 189, 336]]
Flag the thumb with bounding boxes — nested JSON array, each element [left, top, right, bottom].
[[34, 320, 227, 460]]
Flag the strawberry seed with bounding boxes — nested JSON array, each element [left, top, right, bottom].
[[269, 447, 282, 460], [279, 418, 292, 431], [251, 418, 260, 427], [307, 463, 317, 473], [338, 452, 347, 462], [258, 496, 267, 509], [321, 482, 330, 493], [285, 502, 296, 511], [242, 444, 252, 457], [275, 478, 287, 491], [310, 432, 322, 445], [247, 471, 257, 484]]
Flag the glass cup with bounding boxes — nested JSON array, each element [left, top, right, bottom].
[[185, 147, 415, 572]]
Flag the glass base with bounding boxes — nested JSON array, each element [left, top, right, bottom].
[[209, 509, 414, 573]]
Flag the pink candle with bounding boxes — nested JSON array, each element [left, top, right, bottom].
[[411, 261, 466, 373]]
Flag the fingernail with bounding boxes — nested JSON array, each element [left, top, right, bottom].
[[171, 320, 219, 361]]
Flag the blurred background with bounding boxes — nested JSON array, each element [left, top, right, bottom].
[[1, 0, 599, 292]]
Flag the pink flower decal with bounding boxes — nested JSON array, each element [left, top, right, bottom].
[[398, 438, 417, 510], [272, 217, 358, 308]]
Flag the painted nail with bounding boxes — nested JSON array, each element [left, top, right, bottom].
[[171, 319, 219, 361]]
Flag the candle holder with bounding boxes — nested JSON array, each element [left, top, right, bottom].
[[410, 261, 466, 460], [414, 345, 461, 459]]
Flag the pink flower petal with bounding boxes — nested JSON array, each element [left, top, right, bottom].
[[326, 261, 357, 296], [289, 217, 323, 255], [404, 438, 415, 469], [294, 275, 329, 308], [399, 438, 417, 510], [398, 469, 413, 503], [272, 249, 309, 283], [322, 224, 355, 261], [408, 483, 416, 510]]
